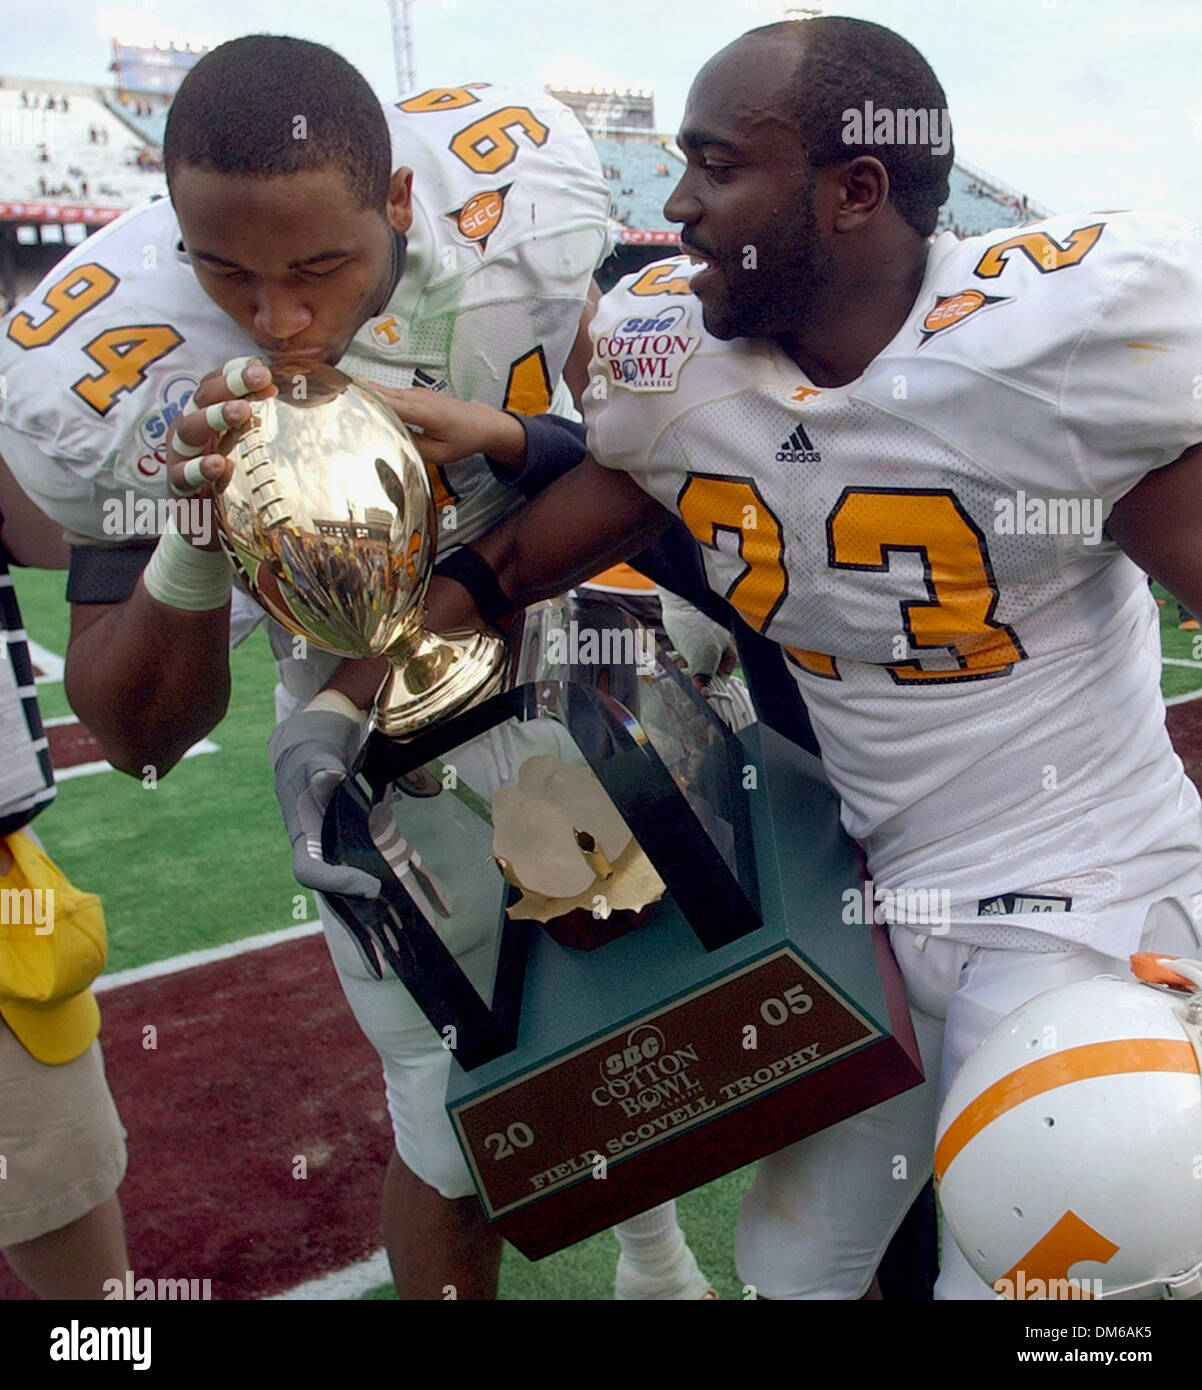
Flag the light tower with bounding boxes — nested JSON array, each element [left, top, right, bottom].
[[388, 0, 417, 95]]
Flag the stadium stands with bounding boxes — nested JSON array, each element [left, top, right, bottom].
[[99, 90, 169, 149], [938, 164, 1042, 237], [589, 135, 1048, 243], [592, 137, 680, 231], [0, 81, 166, 208]]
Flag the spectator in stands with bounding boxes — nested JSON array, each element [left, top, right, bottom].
[[80, 179, 88, 199], [46, 96, 55, 112], [36, 176, 47, 197], [36, 144, 48, 164]]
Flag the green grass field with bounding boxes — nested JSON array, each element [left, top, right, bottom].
[[13, 567, 1200, 1299]]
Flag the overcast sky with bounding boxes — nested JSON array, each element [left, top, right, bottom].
[[7, 0, 1202, 220]]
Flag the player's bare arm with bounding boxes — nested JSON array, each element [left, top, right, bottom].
[[1105, 440, 1202, 616], [428, 456, 672, 633], [61, 359, 276, 777], [0, 456, 69, 570], [358, 384, 529, 472]]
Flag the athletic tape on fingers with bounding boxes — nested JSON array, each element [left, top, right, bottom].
[[181, 459, 207, 492], [223, 355, 259, 397], [172, 433, 206, 460]]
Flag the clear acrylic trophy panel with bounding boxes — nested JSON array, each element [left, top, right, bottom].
[[323, 594, 761, 1069]]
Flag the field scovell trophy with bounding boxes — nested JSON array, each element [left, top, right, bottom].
[[214, 362, 923, 1258]]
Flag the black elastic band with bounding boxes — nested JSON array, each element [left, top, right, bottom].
[[433, 546, 512, 625], [67, 541, 158, 604]]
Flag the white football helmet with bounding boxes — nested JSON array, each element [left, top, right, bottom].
[[935, 954, 1202, 1300]]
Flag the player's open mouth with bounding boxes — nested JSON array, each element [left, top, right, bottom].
[[682, 245, 720, 297]]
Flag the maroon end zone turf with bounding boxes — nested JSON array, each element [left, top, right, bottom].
[[46, 719, 104, 770], [1167, 704, 1202, 790], [0, 934, 391, 1301]]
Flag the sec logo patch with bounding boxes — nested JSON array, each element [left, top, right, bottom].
[[919, 288, 1009, 345], [447, 184, 512, 252]]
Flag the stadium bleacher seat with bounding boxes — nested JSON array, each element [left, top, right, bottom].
[[938, 165, 1035, 237], [592, 137, 680, 231], [589, 134, 1044, 239], [100, 91, 168, 149], [0, 84, 166, 207]]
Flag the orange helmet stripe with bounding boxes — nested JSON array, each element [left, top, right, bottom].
[[935, 1038, 1198, 1182]]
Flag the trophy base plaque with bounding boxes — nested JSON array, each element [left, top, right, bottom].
[[445, 722, 922, 1260]]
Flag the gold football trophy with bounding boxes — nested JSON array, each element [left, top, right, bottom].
[[212, 361, 505, 735]]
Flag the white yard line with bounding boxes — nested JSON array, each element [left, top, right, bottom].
[[28, 638, 64, 682], [267, 1249, 393, 1301], [40, 721, 219, 778], [94, 918, 324, 991]]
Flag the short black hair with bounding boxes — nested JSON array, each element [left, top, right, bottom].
[[745, 17, 953, 238], [164, 35, 392, 210]]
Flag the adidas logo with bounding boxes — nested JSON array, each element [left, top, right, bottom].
[[776, 423, 821, 463], [413, 368, 449, 393]]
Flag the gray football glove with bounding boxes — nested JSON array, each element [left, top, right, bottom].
[[269, 707, 453, 920], [269, 707, 383, 899]]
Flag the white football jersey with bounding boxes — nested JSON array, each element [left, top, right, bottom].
[[585, 211, 1202, 956], [0, 82, 609, 553]]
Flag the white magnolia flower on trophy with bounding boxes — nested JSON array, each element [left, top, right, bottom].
[[492, 754, 633, 900]]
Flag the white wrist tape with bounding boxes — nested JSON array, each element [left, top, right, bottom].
[[305, 689, 368, 723], [142, 521, 233, 611]]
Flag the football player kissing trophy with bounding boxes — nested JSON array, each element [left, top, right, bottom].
[[214, 361, 923, 1257]]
